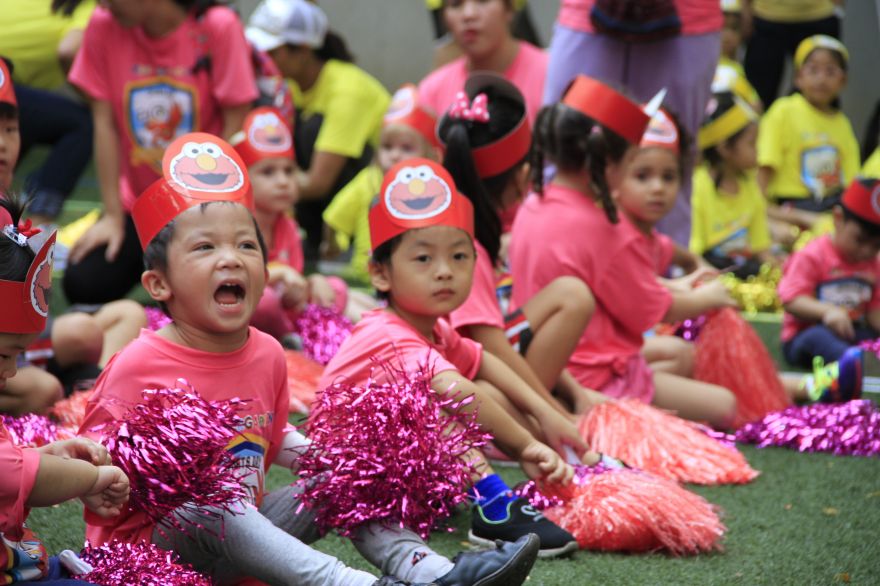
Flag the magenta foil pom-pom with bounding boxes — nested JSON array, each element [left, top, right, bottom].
[[97, 380, 251, 533], [736, 400, 880, 456], [292, 304, 353, 365], [298, 364, 490, 539], [675, 314, 707, 342], [144, 306, 173, 331], [76, 541, 211, 586], [1, 413, 71, 447]]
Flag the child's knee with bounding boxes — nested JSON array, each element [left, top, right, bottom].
[[105, 299, 148, 329], [707, 384, 737, 429], [549, 276, 594, 318], [52, 313, 103, 366]]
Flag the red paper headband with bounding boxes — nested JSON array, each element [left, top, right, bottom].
[[562, 75, 650, 145], [640, 108, 680, 154], [439, 72, 532, 179], [231, 107, 295, 167], [132, 132, 254, 249], [841, 178, 880, 227], [0, 59, 16, 107], [369, 159, 474, 250], [384, 84, 440, 149], [0, 230, 56, 334]]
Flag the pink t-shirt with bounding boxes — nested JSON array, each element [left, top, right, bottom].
[[652, 229, 676, 275], [418, 41, 547, 126], [0, 426, 47, 582], [509, 185, 673, 389], [79, 328, 289, 546], [778, 235, 880, 342], [69, 7, 258, 211], [319, 310, 482, 389], [557, 0, 722, 36], [449, 241, 505, 332], [268, 214, 305, 272]]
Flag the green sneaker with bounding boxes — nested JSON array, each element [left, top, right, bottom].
[[808, 347, 864, 403]]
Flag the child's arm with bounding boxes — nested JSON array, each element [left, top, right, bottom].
[[267, 264, 309, 310], [431, 369, 573, 484], [867, 308, 880, 333], [306, 274, 337, 308], [785, 296, 855, 340], [26, 453, 129, 517], [670, 244, 705, 275], [663, 278, 737, 323]]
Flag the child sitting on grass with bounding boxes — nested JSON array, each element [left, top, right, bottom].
[[78, 133, 538, 586]]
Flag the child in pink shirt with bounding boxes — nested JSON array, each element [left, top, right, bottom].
[[418, 0, 547, 125], [510, 76, 736, 428], [321, 158, 578, 559], [0, 196, 129, 585], [79, 133, 532, 586]]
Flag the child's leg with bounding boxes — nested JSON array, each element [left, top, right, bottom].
[[345, 289, 378, 323], [91, 300, 147, 367], [641, 335, 696, 377], [50, 313, 102, 369], [0, 366, 62, 415], [652, 371, 737, 429], [520, 276, 594, 390], [784, 324, 853, 367]]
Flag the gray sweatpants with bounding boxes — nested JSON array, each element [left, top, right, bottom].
[[152, 485, 454, 586]]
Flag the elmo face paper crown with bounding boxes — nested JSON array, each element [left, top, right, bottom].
[[0, 59, 16, 107], [562, 75, 650, 145], [132, 132, 254, 249], [640, 108, 680, 154], [384, 84, 441, 149], [369, 159, 474, 251], [0, 227, 56, 334], [231, 106, 295, 167], [841, 178, 880, 227]]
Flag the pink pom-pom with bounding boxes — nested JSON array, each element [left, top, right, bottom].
[[579, 399, 759, 485], [736, 399, 880, 456], [298, 363, 490, 539], [539, 465, 725, 555], [292, 304, 353, 365], [76, 541, 211, 586], [1, 413, 73, 447], [144, 306, 173, 331], [96, 380, 250, 534]]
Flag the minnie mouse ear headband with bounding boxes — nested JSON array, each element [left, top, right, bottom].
[[438, 72, 531, 179], [132, 132, 254, 250], [0, 59, 16, 107], [231, 106, 295, 167], [369, 158, 474, 251], [841, 178, 880, 227], [698, 93, 758, 150], [794, 35, 848, 69], [0, 221, 56, 334], [384, 84, 441, 149], [562, 75, 651, 145]]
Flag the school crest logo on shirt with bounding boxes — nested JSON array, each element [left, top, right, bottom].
[[126, 77, 197, 172], [801, 144, 842, 199], [168, 140, 245, 193], [384, 164, 452, 220]]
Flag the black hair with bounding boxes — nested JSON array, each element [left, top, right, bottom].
[[437, 85, 525, 266], [0, 58, 18, 120], [53, 0, 218, 17], [0, 193, 35, 282], [841, 204, 880, 240], [530, 102, 631, 224], [369, 233, 404, 301], [701, 92, 751, 187], [315, 31, 354, 63]]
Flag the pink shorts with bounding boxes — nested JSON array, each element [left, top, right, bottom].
[[598, 355, 655, 403]]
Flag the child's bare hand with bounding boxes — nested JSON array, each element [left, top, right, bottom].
[[697, 278, 737, 309], [269, 265, 309, 309], [519, 440, 574, 485], [537, 411, 589, 461], [823, 306, 855, 340], [307, 274, 336, 308], [81, 465, 130, 518], [39, 438, 110, 465]]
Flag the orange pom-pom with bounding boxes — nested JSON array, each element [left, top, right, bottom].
[[694, 308, 792, 428], [49, 388, 94, 432], [285, 350, 323, 413], [579, 400, 758, 484], [542, 469, 725, 555]]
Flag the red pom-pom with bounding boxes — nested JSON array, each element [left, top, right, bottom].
[[76, 541, 211, 586], [540, 466, 725, 555], [96, 380, 250, 534], [579, 400, 758, 484], [285, 350, 323, 413], [292, 304, 353, 365], [297, 363, 490, 539], [49, 388, 95, 432], [694, 308, 792, 428]]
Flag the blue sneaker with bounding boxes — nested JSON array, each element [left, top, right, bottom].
[[810, 347, 863, 403]]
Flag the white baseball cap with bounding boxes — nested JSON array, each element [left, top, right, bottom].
[[246, 0, 329, 52]]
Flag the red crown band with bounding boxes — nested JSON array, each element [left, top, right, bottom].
[[562, 75, 650, 145]]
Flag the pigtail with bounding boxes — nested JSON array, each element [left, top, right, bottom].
[[530, 106, 553, 196], [0, 193, 36, 282], [586, 128, 619, 224]]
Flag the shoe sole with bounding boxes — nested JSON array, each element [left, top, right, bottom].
[[469, 533, 540, 586], [467, 530, 579, 559]]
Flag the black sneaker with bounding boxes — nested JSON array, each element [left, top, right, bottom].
[[469, 498, 578, 558], [373, 578, 435, 586]]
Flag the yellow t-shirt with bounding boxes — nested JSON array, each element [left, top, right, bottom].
[[862, 148, 880, 179], [690, 165, 772, 257], [0, 0, 96, 89], [296, 59, 390, 159], [752, 0, 835, 22], [323, 165, 383, 284], [758, 93, 859, 201]]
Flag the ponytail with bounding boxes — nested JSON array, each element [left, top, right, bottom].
[[0, 193, 35, 282], [315, 31, 354, 63]]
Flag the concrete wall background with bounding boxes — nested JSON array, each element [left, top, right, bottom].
[[234, 0, 880, 153]]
